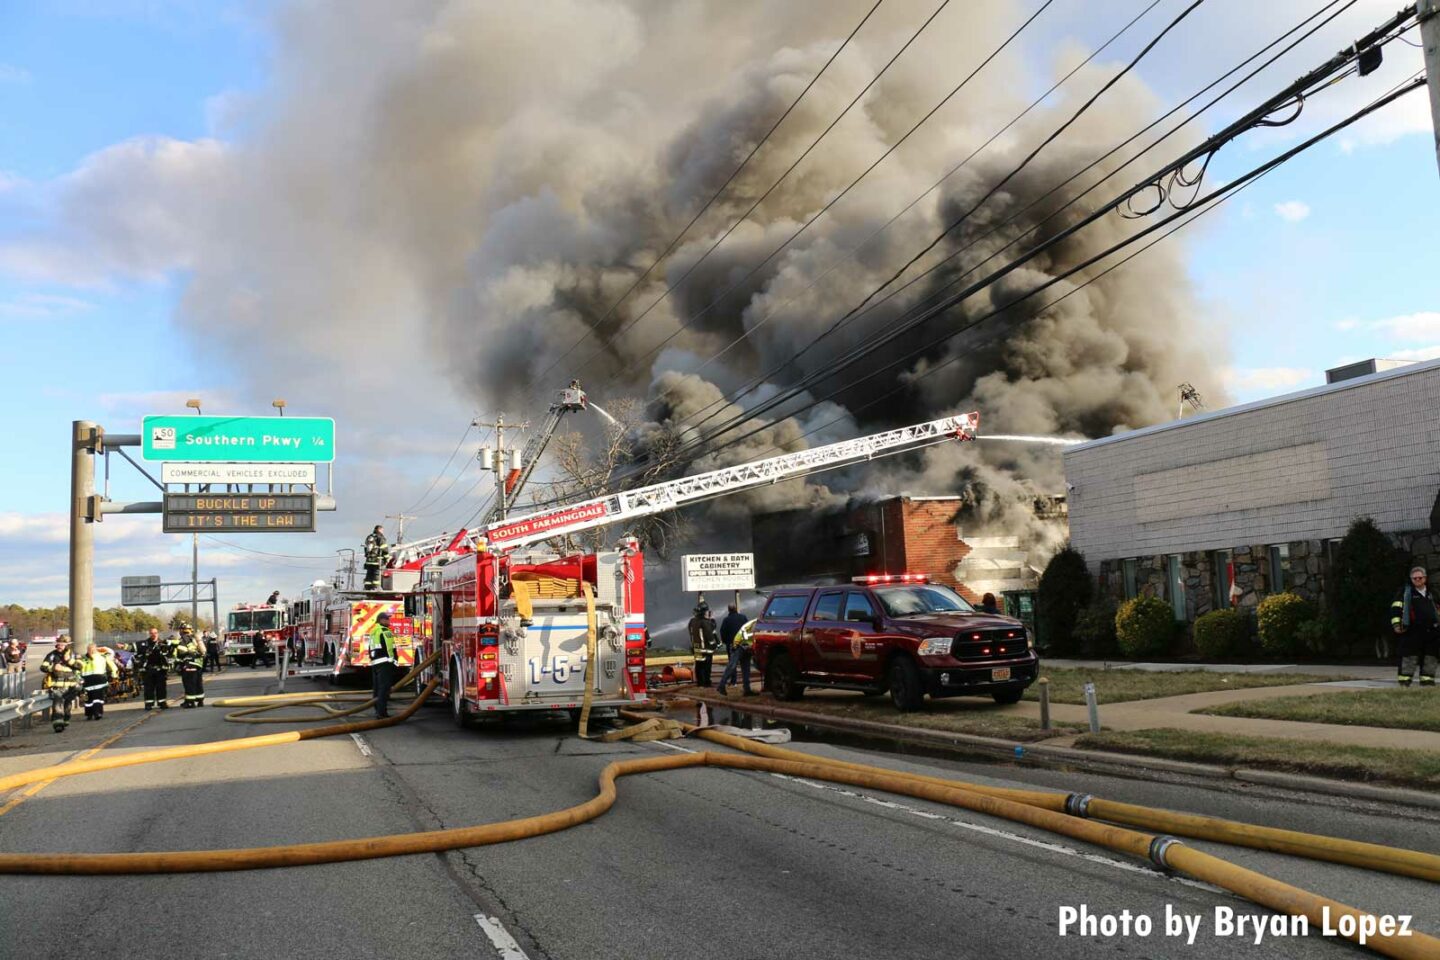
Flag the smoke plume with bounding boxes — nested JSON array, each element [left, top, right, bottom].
[[165, 0, 1230, 592]]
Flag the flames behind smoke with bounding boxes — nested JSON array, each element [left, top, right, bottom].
[[172, 0, 1229, 587]]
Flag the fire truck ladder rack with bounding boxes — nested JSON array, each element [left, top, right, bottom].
[[483, 382, 590, 527], [483, 412, 979, 551]]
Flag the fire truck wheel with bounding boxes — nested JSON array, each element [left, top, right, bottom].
[[888, 657, 924, 712], [764, 652, 804, 702], [450, 664, 476, 729]]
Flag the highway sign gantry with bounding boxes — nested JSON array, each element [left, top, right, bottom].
[[142, 415, 335, 463]]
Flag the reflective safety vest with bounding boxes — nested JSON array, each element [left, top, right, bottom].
[[79, 653, 116, 684], [368, 625, 397, 666], [735, 619, 757, 648]]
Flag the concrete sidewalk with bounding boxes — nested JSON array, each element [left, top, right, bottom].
[[1007, 683, 1440, 751], [1042, 657, 1393, 680]]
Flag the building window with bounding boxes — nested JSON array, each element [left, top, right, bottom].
[[1167, 555, 1186, 621], [1268, 544, 1290, 593], [1211, 550, 1233, 610], [1122, 559, 1139, 600]]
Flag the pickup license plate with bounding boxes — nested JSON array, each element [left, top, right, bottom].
[[991, 667, 1011, 682]]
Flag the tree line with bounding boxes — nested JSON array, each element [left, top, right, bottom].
[[0, 604, 214, 638]]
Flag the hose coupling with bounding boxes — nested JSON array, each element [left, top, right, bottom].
[[1064, 793, 1094, 817], [1148, 834, 1183, 870]]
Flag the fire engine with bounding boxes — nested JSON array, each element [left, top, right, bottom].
[[423, 410, 980, 727], [223, 601, 286, 666]]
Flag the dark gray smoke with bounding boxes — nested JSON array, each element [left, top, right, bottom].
[[162, 0, 1230, 587]]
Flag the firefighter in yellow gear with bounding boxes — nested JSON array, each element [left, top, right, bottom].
[[78, 643, 118, 721], [368, 611, 399, 719], [40, 638, 84, 732], [176, 629, 206, 707]]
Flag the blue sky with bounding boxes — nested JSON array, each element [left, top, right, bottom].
[[0, 0, 1436, 610]]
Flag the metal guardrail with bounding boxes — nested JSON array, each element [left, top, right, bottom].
[[0, 669, 52, 733]]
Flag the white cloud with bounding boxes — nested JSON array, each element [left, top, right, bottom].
[[0, 292, 95, 319], [1221, 366, 1314, 394], [1383, 345, 1440, 362], [1373, 311, 1440, 340], [1332, 318, 1359, 332], [1273, 201, 1310, 223], [0, 136, 230, 286]]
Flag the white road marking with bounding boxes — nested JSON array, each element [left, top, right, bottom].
[[475, 914, 530, 959], [766, 772, 1219, 892], [642, 740, 1218, 893], [349, 733, 372, 757]]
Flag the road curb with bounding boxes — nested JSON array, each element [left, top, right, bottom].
[[677, 689, 1440, 811]]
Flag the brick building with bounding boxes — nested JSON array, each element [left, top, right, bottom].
[[749, 495, 1045, 602], [1062, 358, 1440, 620]]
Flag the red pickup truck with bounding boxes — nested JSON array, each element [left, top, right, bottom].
[[751, 575, 1038, 710]]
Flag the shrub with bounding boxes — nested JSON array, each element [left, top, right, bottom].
[[1194, 608, 1250, 659], [1295, 618, 1335, 656], [1115, 596, 1173, 658], [1332, 517, 1408, 653], [1037, 546, 1093, 654], [1073, 597, 1120, 658], [1256, 592, 1316, 656]]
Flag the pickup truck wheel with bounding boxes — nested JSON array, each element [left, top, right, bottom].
[[991, 686, 1024, 705], [766, 652, 804, 701], [888, 657, 924, 711]]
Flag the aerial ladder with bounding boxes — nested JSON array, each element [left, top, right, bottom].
[[482, 381, 591, 526], [480, 411, 980, 552]]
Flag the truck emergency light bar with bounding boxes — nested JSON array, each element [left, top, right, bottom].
[[483, 411, 979, 552], [853, 574, 930, 584]]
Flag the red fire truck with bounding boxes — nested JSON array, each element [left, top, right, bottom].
[[223, 601, 286, 666]]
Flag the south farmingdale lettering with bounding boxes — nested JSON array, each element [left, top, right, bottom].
[[1058, 905, 1414, 946]]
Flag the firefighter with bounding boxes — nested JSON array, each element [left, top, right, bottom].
[[176, 629, 205, 707], [364, 525, 390, 590], [78, 642, 117, 721], [368, 611, 399, 719], [687, 601, 718, 688], [251, 630, 270, 669], [1391, 565, 1439, 687], [40, 637, 84, 732], [203, 630, 222, 673], [134, 627, 172, 711]]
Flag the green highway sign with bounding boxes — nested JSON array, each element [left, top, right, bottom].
[[142, 415, 336, 463]]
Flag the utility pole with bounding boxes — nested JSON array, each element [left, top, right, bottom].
[[476, 416, 527, 522], [69, 421, 101, 652], [191, 533, 200, 631], [1421, 0, 1440, 177], [385, 513, 416, 545]]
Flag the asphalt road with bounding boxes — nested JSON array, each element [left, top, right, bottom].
[[0, 668, 1435, 960]]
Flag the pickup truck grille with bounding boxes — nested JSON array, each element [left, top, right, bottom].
[[951, 629, 1027, 661]]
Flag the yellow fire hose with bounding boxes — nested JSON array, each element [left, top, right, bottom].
[[0, 740, 1435, 959], [3, 659, 1438, 957], [213, 650, 439, 723], [629, 711, 1440, 887]]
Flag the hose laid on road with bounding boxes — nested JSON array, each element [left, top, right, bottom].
[[0, 745, 1435, 959], [215, 651, 438, 723], [2, 665, 1437, 957], [644, 713, 1440, 886]]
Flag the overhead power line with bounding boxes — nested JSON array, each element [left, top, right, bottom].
[[671, 3, 1417, 458], [397, 421, 475, 516], [586, 0, 1058, 394], [673, 0, 1359, 442], [528, 0, 889, 392]]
